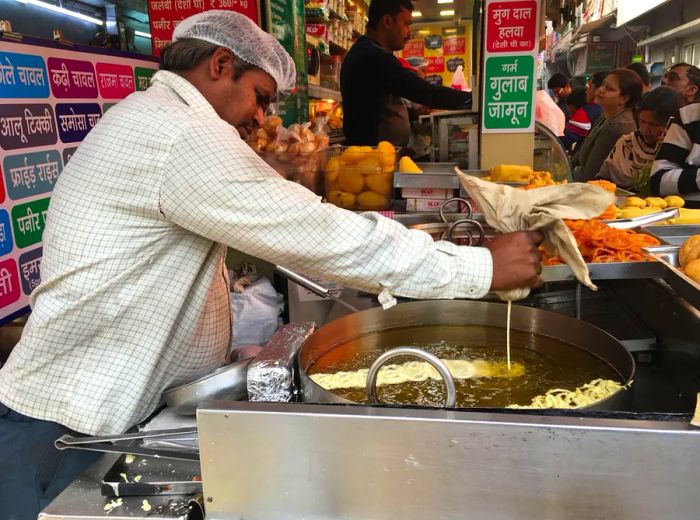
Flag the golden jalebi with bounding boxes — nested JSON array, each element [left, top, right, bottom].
[[543, 219, 660, 265]]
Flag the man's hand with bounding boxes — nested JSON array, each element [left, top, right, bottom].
[[486, 231, 545, 291]]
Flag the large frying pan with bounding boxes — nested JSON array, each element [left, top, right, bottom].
[[297, 300, 634, 410]]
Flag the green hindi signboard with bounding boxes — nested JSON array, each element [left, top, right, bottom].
[[483, 55, 534, 131], [266, 0, 308, 126], [11, 197, 50, 249]]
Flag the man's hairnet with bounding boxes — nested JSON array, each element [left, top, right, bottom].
[[172, 10, 296, 95]]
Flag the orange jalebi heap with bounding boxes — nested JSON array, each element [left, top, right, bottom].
[[542, 219, 661, 265], [522, 170, 567, 190], [587, 179, 618, 220]]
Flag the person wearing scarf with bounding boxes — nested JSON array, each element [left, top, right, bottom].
[[598, 87, 682, 189]]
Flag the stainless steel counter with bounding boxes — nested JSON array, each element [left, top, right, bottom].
[[198, 401, 700, 520]]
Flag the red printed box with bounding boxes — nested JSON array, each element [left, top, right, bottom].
[[401, 188, 454, 199], [306, 24, 329, 40], [405, 198, 469, 212]]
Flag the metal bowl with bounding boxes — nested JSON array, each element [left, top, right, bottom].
[[163, 358, 252, 416]]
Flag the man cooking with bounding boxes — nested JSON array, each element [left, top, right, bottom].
[[340, 0, 472, 147], [0, 11, 543, 519]]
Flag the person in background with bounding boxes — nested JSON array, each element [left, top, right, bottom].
[[570, 76, 588, 89], [661, 63, 700, 105], [598, 87, 682, 189], [560, 86, 603, 153], [650, 85, 700, 207], [0, 11, 545, 518], [547, 72, 572, 121], [399, 57, 432, 160], [586, 71, 608, 105], [572, 69, 642, 182], [341, 0, 471, 147], [626, 63, 651, 95]]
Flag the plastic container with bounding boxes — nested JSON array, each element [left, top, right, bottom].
[[260, 147, 328, 196], [324, 143, 397, 211]]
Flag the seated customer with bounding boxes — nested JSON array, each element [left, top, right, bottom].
[[560, 87, 603, 153], [598, 87, 682, 189], [572, 69, 642, 182], [650, 94, 700, 207]]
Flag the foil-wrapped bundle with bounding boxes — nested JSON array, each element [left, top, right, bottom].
[[247, 322, 315, 402]]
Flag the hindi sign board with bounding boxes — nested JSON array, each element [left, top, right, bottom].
[[0, 36, 157, 325], [147, 0, 261, 57], [482, 0, 539, 134]]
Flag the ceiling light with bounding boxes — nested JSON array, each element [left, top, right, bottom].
[[411, 11, 422, 17], [418, 29, 431, 35], [135, 30, 151, 38], [437, 0, 454, 3], [440, 9, 455, 16], [16, 0, 103, 25], [444, 28, 457, 34]]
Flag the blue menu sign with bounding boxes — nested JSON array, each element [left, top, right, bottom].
[[0, 51, 50, 99]]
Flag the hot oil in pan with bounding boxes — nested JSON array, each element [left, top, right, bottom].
[[308, 325, 621, 408]]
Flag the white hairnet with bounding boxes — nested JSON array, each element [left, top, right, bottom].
[[172, 10, 296, 95]]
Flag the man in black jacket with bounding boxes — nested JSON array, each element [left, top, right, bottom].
[[340, 0, 472, 147]]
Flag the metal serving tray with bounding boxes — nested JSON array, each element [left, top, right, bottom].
[[542, 225, 679, 283], [645, 245, 700, 309], [101, 454, 202, 497], [542, 260, 667, 283], [394, 164, 463, 189], [644, 225, 700, 246]]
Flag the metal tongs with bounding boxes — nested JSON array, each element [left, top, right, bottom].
[[407, 197, 486, 246], [606, 207, 679, 229], [55, 427, 200, 461], [274, 265, 359, 312]]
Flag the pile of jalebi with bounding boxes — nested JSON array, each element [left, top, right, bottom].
[[587, 179, 618, 220], [522, 170, 567, 190], [542, 219, 661, 265]]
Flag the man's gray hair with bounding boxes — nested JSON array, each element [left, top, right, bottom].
[[159, 38, 259, 80]]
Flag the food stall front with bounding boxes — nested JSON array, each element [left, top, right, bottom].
[[4, 0, 699, 517], [41, 276, 700, 519]]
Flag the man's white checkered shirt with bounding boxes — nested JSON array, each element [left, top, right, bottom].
[[0, 71, 492, 435]]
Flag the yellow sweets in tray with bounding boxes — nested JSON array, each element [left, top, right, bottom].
[[616, 195, 695, 222], [325, 141, 397, 210]]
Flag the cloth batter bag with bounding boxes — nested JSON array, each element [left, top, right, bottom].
[[456, 169, 614, 301]]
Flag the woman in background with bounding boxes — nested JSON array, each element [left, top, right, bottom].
[[598, 87, 682, 189], [572, 69, 642, 181]]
